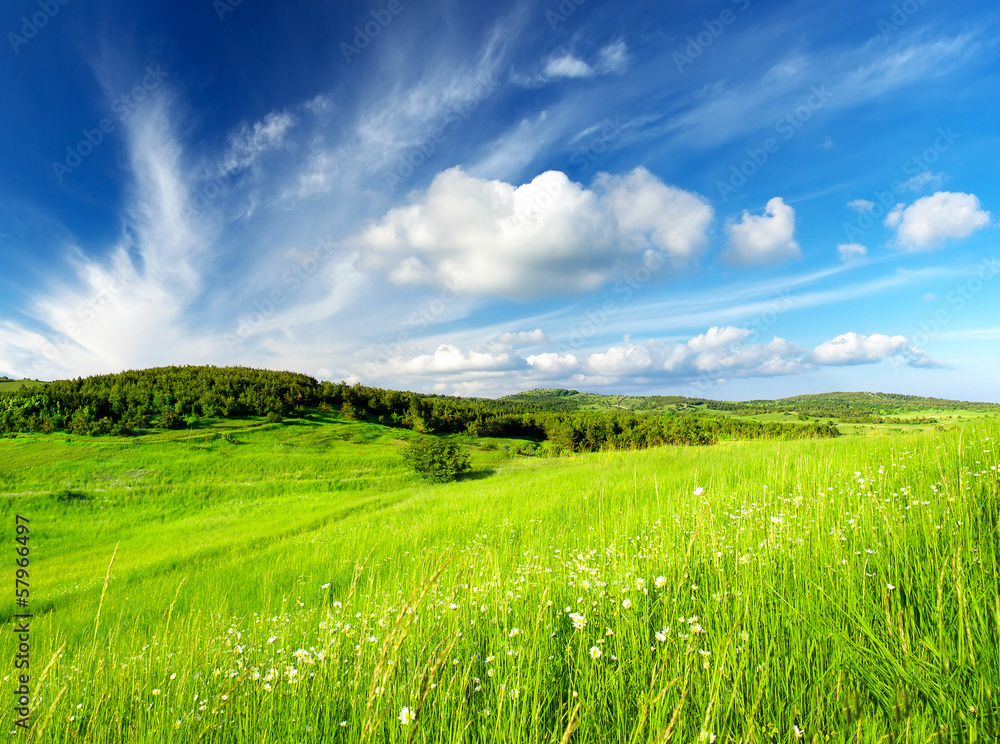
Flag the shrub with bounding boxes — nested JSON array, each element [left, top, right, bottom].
[[401, 436, 471, 482]]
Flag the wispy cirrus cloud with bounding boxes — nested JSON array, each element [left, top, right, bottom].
[[219, 111, 297, 177], [1, 93, 218, 377]]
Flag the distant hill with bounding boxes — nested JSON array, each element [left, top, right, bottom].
[[501, 388, 1000, 420], [500, 388, 703, 412], [0, 366, 841, 446], [3, 366, 995, 439], [0, 377, 44, 392]]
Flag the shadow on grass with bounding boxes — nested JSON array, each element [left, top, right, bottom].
[[457, 469, 496, 482], [52, 489, 89, 502]]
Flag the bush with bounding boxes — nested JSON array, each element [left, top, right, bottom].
[[401, 436, 471, 483]]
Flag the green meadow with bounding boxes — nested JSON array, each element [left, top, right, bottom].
[[1, 412, 998, 742]]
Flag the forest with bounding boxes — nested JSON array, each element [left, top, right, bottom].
[[0, 365, 839, 450]]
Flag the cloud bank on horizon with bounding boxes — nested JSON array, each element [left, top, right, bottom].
[[0, 0, 997, 401]]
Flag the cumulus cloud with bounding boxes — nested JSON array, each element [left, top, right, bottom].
[[544, 54, 594, 79], [354, 166, 713, 299], [809, 332, 939, 367], [848, 199, 875, 213], [582, 330, 809, 380], [369, 325, 945, 390], [885, 191, 990, 250], [389, 343, 526, 374], [525, 352, 581, 378], [596, 168, 714, 265], [723, 197, 800, 266], [220, 111, 296, 177], [837, 243, 867, 261], [520, 41, 630, 87]]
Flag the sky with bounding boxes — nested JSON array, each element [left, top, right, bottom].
[[1, 0, 998, 401]]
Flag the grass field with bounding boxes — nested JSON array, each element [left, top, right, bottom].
[[0, 379, 43, 393], [1, 412, 998, 742]]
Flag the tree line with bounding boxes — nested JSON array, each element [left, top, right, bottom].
[[0, 366, 839, 448]]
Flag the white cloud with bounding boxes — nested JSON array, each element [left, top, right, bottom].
[[848, 199, 875, 213], [220, 111, 296, 177], [582, 328, 941, 380], [304, 95, 333, 116], [354, 166, 713, 299], [1, 97, 217, 378], [286, 149, 339, 199], [525, 352, 581, 378], [900, 171, 945, 192], [837, 35, 975, 100], [837, 243, 867, 261], [361, 323, 948, 392], [583, 327, 808, 380], [810, 332, 939, 367], [521, 41, 630, 88], [885, 191, 990, 250], [544, 54, 594, 79], [596, 40, 630, 74], [587, 343, 658, 376], [811, 332, 906, 364], [497, 329, 548, 345], [389, 344, 526, 374], [723, 197, 800, 266], [686, 325, 752, 353], [597, 167, 714, 264]]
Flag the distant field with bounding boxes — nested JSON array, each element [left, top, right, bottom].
[[1, 410, 997, 742], [0, 378, 43, 392], [500, 390, 1000, 437]]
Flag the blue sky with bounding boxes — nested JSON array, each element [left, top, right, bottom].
[[1, 0, 998, 400]]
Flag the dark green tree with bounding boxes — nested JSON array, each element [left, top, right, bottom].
[[401, 436, 471, 483]]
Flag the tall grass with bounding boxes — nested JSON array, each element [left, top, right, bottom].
[[1, 415, 997, 742]]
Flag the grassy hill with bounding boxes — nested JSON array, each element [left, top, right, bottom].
[[0, 376, 44, 392], [0, 407, 997, 742], [501, 388, 1000, 426]]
